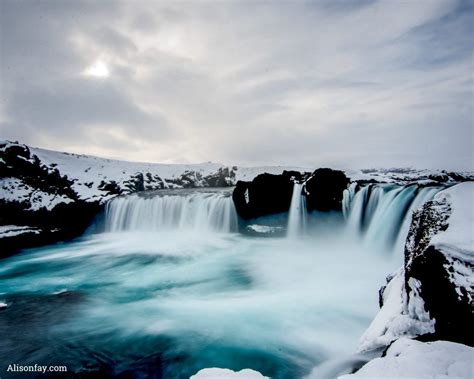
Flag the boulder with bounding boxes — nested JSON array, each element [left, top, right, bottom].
[[305, 168, 350, 212], [232, 172, 296, 220]]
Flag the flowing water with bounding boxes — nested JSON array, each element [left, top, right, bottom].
[[287, 183, 307, 238], [0, 185, 444, 378]]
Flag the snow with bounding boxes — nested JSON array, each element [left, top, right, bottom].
[[358, 269, 434, 352], [0, 225, 41, 238], [431, 182, 474, 262], [190, 368, 269, 379], [339, 338, 474, 379], [247, 224, 283, 233]]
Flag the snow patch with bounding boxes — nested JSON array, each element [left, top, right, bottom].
[[0, 178, 73, 210], [339, 338, 474, 378], [0, 225, 41, 238], [431, 182, 474, 262], [190, 368, 269, 379]]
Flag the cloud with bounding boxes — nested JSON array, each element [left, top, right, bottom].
[[0, 0, 472, 169]]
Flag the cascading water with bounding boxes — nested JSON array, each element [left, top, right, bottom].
[[287, 183, 307, 237], [343, 183, 444, 252], [342, 183, 357, 219], [105, 189, 239, 233]]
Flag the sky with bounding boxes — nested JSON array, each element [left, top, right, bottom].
[[0, 0, 472, 170]]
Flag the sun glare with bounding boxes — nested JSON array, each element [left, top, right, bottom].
[[84, 60, 110, 78]]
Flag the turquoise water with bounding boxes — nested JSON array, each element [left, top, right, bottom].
[[1, 184, 442, 378], [0, 223, 400, 378]]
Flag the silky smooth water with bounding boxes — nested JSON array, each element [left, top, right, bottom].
[[0, 185, 442, 378]]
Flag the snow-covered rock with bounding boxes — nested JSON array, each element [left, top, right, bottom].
[[190, 368, 269, 379], [339, 338, 474, 379], [346, 167, 474, 185], [358, 268, 435, 352], [357, 182, 473, 352]]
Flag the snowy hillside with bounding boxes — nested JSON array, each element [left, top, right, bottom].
[[1, 141, 309, 209]]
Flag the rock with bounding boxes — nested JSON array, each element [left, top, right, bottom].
[[305, 168, 350, 212], [232, 172, 296, 220], [232, 169, 348, 219], [0, 200, 104, 257], [404, 184, 473, 346]]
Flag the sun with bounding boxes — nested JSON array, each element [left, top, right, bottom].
[[84, 60, 110, 78]]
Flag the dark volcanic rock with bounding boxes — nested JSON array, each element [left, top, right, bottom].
[[232, 169, 347, 219], [232, 172, 296, 220], [404, 196, 473, 346], [305, 168, 350, 212], [0, 200, 104, 258]]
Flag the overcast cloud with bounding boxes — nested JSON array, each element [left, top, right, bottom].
[[0, 0, 472, 170]]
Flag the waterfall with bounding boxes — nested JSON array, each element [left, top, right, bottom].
[[105, 191, 239, 233], [287, 183, 307, 237], [342, 183, 357, 219], [343, 183, 443, 251]]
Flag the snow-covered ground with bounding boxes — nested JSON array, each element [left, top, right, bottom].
[[339, 338, 474, 379]]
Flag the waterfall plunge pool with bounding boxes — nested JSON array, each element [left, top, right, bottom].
[[0, 184, 444, 378]]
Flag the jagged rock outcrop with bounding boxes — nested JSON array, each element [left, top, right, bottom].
[[305, 168, 350, 212]]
